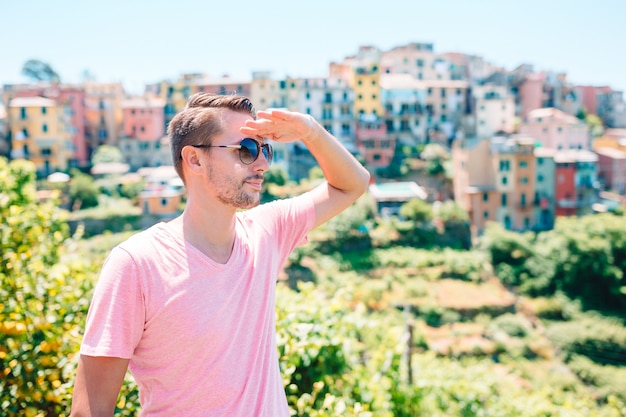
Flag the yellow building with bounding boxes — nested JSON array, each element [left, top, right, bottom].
[[9, 96, 72, 176], [593, 128, 626, 152], [353, 64, 383, 118]]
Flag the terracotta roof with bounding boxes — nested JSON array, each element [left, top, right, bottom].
[[595, 147, 626, 159]]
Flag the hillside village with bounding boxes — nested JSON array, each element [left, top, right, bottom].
[[2, 42, 626, 236]]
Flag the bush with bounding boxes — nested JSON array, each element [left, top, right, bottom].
[[0, 158, 97, 416]]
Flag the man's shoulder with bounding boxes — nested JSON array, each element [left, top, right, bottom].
[[116, 222, 170, 253]]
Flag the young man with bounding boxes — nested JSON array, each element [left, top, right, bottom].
[[70, 93, 370, 416]]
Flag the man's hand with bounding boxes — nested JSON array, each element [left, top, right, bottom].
[[240, 109, 318, 143]]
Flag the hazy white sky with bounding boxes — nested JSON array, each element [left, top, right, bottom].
[[4, 0, 625, 94]]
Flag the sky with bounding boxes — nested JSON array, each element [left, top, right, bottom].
[[3, 0, 625, 95]]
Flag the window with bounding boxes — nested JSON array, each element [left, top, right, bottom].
[[42, 124, 48, 133], [521, 193, 526, 206], [41, 107, 47, 115], [484, 211, 489, 218], [417, 59, 424, 67], [538, 174, 544, 182], [441, 89, 446, 98], [371, 80, 376, 86], [520, 160, 527, 168], [427, 88, 432, 95], [161, 198, 168, 206], [502, 176, 508, 185], [502, 193, 507, 206], [41, 148, 52, 156], [358, 80, 363, 86], [483, 193, 488, 202], [305, 92, 311, 100], [521, 177, 528, 184]]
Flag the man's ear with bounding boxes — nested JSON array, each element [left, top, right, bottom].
[[180, 146, 205, 177]]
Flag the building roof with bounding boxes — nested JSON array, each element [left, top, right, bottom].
[[368, 181, 427, 201], [534, 147, 557, 158], [122, 97, 166, 109], [9, 96, 56, 107], [527, 107, 581, 124], [595, 147, 626, 159], [554, 149, 598, 163], [380, 74, 426, 90], [91, 162, 130, 175], [604, 128, 626, 139]]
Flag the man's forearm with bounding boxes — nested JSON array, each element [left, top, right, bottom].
[[302, 116, 370, 195]]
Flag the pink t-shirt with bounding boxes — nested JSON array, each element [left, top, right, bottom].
[[80, 193, 315, 417]]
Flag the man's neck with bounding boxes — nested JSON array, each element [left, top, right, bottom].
[[174, 200, 238, 264]]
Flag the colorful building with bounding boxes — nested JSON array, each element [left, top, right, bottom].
[[8, 96, 72, 176], [595, 147, 626, 194], [520, 107, 589, 151]]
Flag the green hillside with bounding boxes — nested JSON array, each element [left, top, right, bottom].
[[2, 157, 626, 416]]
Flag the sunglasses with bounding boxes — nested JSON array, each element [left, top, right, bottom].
[[190, 138, 273, 165]]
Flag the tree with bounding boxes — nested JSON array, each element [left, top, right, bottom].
[[0, 157, 95, 416], [585, 114, 604, 138], [69, 169, 100, 210], [399, 198, 433, 224], [21, 59, 60, 83], [91, 145, 124, 165]]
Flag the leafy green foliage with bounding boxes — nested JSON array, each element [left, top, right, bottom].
[[0, 158, 96, 416], [481, 215, 626, 308], [21, 59, 60, 83], [91, 145, 124, 165], [4, 155, 626, 416], [399, 198, 433, 223], [68, 169, 100, 210]]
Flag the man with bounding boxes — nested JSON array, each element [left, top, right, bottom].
[[70, 93, 370, 416]]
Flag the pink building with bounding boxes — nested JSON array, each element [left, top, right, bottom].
[[122, 97, 165, 140], [520, 107, 589, 150], [355, 117, 394, 168], [596, 147, 626, 194], [518, 73, 545, 119], [576, 85, 611, 116]]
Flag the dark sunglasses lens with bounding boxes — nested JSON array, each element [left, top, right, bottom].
[[263, 144, 273, 164], [239, 139, 257, 164]]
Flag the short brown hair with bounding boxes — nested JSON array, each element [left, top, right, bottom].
[[167, 93, 256, 182]]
